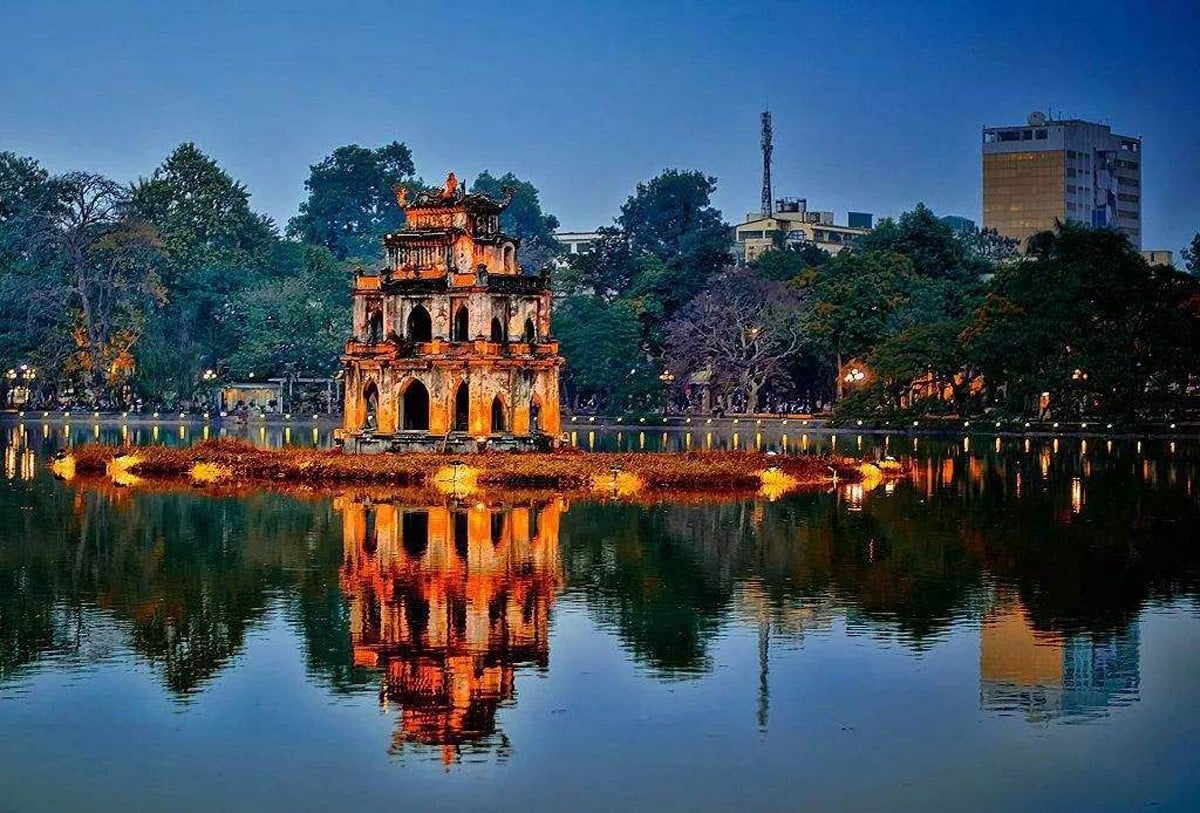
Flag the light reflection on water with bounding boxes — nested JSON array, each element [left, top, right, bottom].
[[0, 430, 1197, 810]]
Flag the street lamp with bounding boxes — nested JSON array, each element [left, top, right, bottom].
[[658, 369, 675, 416], [6, 363, 36, 408]]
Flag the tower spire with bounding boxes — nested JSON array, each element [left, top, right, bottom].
[[760, 110, 773, 216]]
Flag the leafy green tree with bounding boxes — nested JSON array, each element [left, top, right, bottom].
[[129, 144, 278, 395], [858, 203, 969, 280], [1183, 232, 1200, 275], [17, 172, 167, 404], [0, 154, 58, 367], [751, 244, 831, 282], [553, 295, 655, 411], [287, 142, 417, 260], [470, 170, 561, 271], [798, 250, 916, 399], [617, 169, 730, 315], [963, 223, 1200, 419], [129, 143, 275, 285], [225, 245, 349, 379]]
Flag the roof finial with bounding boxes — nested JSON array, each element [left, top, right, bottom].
[[442, 171, 458, 200]]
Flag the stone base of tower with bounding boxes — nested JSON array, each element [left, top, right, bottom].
[[337, 429, 560, 454]]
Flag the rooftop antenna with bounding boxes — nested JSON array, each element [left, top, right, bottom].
[[760, 110, 773, 216]]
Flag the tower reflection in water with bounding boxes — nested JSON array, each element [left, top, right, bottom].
[[336, 495, 564, 764]]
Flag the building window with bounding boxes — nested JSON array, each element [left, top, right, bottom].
[[1036, 129, 1048, 139]]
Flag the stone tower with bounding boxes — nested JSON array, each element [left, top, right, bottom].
[[339, 172, 562, 452]]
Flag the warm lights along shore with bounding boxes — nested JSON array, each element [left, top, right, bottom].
[[51, 440, 894, 498]]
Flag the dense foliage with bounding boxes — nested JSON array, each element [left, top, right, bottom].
[[0, 142, 1195, 419]]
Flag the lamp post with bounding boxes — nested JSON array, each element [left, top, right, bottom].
[[6, 364, 37, 409], [201, 368, 219, 413], [658, 369, 675, 417]]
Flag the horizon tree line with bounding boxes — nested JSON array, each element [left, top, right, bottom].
[[0, 142, 1197, 420]]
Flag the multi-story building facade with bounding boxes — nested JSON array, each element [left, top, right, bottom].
[[339, 172, 562, 452], [983, 112, 1142, 249], [735, 198, 872, 262]]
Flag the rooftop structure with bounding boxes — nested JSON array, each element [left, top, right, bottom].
[[735, 197, 872, 261]]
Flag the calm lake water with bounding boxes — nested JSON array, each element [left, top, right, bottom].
[[1, 425, 1198, 811]]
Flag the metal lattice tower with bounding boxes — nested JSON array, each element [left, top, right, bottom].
[[760, 110, 773, 216]]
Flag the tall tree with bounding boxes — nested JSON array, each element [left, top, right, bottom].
[[129, 144, 278, 394], [287, 142, 417, 260], [1183, 232, 1200, 276], [798, 250, 916, 399], [617, 169, 730, 315], [21, 173, 166, 404], [964, 224, 1200, 419], [129, 142, 275, 285], [665, 269, 806, 413]]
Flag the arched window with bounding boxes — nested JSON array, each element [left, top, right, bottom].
[[523, 317, 537, 343], [367, 307, 384, 343], [529, 394, 542, 433], [453, 381, 469, 431], [491, 395, 506, 432], [452, 305, 469, 341], [502, 244, 516, 273], [362, 381, 379, 430], [490, 316, 505, 342], [490, 512, 505, 546], [406, 305, 432, 342], [401, 379, 430, 430]]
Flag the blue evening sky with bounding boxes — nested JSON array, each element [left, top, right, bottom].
[[2, 0, 1197, 252]]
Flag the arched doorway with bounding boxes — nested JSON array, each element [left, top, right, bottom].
[[523, 317, 536, 343], [453, 381, 469, 431], [452, 305, 469, 341], [362, 381, 379, 430], [491, 395, 506, 432], [407, 305, 432, 342], [401, 379, 430, 430], [490, 316, 505, 342]]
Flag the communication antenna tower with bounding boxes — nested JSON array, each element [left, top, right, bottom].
[[761, 110, 773, 216]]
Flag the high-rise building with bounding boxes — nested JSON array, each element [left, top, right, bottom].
[[982, 112, 1142, 249]]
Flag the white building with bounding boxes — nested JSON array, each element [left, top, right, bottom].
[[735, 199, 872, 262]]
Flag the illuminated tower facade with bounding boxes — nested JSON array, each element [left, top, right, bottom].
[[339, 172, 563, 452]]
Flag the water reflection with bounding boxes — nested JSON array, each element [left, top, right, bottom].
[[336, 496, 562, 764], [0, 433, 1197, 778], [980, 602, 1139, 723]]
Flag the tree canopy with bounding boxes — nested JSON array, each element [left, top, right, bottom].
[[287, 142, 417, 260]]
